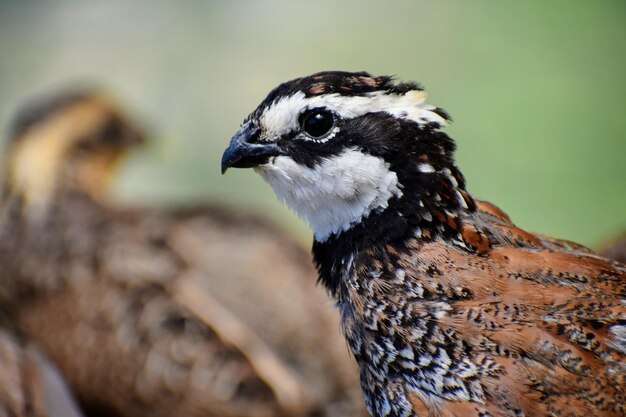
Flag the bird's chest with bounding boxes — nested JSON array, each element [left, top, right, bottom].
[[337, 264, 470, 411]]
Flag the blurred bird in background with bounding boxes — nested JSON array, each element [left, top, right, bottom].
[[0, 90, 366, 417]]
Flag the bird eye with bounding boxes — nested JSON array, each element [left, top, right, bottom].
[[300, 109, 335, 139]]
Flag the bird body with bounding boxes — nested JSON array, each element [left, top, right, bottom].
[[222, 71, 626, 417], [4, 193, 301, 417]]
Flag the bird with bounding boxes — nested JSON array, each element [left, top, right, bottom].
[[0, 89, 366, 417], [221, 71, 626, 417]]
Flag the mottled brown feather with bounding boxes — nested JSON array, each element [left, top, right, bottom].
[[390, 206, 626, 416]]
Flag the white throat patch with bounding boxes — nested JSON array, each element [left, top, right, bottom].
[[255, 147, 403, 241]]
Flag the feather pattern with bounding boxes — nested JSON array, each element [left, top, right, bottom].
[[334, 200, 625, 417], [223, 71, 626, 417]]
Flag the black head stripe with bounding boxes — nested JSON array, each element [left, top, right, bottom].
[[247, 71, 425, 123]]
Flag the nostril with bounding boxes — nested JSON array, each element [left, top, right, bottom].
[[245, 129, 261, 144], [240, 122, 261, 144]]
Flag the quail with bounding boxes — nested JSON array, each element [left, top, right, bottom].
[[0, 90, 366, 417], [222, 71, 626, 417]]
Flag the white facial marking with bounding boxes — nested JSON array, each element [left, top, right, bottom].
[[259, 90, 446, 141], [255, 147, 403, 241]]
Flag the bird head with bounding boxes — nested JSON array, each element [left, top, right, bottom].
[[2, 89, 144, 212], [222, 71, 473, 243]]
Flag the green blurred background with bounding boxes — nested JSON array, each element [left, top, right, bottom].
[[0, 1, 624, 247]]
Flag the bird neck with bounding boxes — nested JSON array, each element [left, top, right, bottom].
[[312, 164, 476, 297]]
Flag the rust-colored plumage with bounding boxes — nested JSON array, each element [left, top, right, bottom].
[[329, 199, 626, 417], [0, 90, 366, 417], [222, 71, 626, 417]]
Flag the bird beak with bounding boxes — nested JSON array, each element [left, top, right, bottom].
[[221, 121, 281, 174]]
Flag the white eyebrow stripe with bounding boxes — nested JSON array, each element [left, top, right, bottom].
[[259, 90, 447, 139]]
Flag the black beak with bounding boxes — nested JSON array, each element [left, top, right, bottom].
[[221, 122, 281, 174]]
